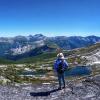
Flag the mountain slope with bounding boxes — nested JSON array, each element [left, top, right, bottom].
[[0, 34, 100, 60], [15, 42, 100, 64], [5, 45, 57, 60], [0, 42, 100, 64], [47, 35, 100, 49]]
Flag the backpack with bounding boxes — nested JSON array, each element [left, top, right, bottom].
[[57, 60, 65, 74]]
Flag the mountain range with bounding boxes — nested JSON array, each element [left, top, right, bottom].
[[0, 34, 100, 60]]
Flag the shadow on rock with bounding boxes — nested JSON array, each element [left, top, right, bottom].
[[30, 88, 60, 96]]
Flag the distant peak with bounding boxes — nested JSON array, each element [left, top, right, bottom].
[[86, 35, 98, 38], [34, 34, 44, 37], [14, 35, 25, 38]]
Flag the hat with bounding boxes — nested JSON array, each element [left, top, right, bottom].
[[57, 53, 65, 59]]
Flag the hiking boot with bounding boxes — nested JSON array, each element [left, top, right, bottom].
[[62, 86, 65, 89], [58, 87, 62, 90]]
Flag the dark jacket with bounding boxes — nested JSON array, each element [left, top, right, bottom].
[[54, 58, 68, 73]]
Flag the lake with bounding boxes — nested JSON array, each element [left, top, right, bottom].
[[21, 66, 92, 77], [65, 66, 92, 76]]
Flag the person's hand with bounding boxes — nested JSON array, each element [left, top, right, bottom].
[[53, 71, 57, 76]]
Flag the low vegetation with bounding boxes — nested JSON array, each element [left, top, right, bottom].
[[0, 43, 99, 85]]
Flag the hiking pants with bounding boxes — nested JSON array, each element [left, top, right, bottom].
[[57, 72, 65, 88]]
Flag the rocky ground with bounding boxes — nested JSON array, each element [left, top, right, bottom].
[[0, 74, 100, 100]]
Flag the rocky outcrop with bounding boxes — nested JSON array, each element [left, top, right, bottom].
[[0, 74, 100, 100]]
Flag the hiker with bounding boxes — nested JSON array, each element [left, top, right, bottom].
[[54, 53, 68, 89]]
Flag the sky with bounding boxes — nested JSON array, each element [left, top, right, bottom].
[[0, 0, 100, 37]]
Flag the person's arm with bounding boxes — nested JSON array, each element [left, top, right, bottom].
[[64, 60, 68, 68], [54, 60, 57, 72]]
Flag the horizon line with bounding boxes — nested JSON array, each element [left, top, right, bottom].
[[0, 33, 100, 38]]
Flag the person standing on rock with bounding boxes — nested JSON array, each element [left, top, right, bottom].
[[54, 52, 68, 89]]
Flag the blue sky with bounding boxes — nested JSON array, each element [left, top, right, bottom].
[[0, 0, 100, 37]]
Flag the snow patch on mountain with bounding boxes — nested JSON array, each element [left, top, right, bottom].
[[11, 45, 33, 55], [11, 40, 45, 55]]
